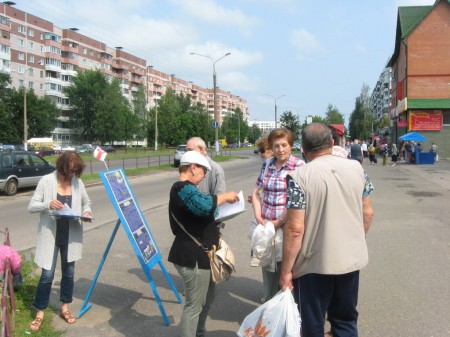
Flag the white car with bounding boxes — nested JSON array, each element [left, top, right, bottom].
[[61, 145, 75, 152], [53, 144, 62, 151], [174, 145, 186, 167]]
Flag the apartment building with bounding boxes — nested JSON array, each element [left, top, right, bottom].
[[371, 67, 392, 121], [0, 3, 248, 145], [384, 0, 450, 158], [247, 120, 276, 135]]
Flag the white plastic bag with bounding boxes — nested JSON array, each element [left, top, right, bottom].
[[250, 222, 275, 268], [237, 289, 301, 337], [250, 222, 283, 271]]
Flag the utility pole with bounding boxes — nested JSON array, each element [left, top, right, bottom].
[[190, 52, 231, 155]]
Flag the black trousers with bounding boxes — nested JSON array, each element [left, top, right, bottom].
[[293, 271, 360, 337]]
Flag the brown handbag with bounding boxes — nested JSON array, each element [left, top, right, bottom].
[[171, 212, 235, 284]]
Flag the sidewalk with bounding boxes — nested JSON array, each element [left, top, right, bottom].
[[29, 158, 450, 336], [392, 159, 450, 191]]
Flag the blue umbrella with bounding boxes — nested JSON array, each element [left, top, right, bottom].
[[399, 132, 427, 142]]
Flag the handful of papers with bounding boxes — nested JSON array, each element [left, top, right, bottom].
[[51, 203, 93, 221], [217, 190, 246, 222]]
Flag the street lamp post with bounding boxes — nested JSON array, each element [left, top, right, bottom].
[[190, 52, 231, 155], [154, 99, 158, 151], [262, 94, 286, 129], [23, 85, 28, 151]]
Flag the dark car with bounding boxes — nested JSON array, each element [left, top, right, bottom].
[[101, 145, 116, 153], [38, 147, 59, 156], [0, 151, 55, 196]]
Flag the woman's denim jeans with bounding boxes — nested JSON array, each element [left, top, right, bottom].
[[33, 244, 75, 310]]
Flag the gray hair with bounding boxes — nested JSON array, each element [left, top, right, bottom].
[[301, 123, 333, 154], [187, 137, 206, 150]]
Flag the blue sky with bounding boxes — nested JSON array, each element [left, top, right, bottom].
[[14, 0, 435, 125]]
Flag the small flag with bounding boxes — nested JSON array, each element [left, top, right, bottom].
[[93, 146, 107, 161]]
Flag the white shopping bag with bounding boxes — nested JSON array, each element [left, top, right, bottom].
[[237, 289, 301, 337], [250, 222, 275, 268]]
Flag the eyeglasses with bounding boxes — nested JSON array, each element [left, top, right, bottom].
[[68, 169, 80, 174]]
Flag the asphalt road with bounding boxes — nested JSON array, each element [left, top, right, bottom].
[[2, 152, 449, 336]]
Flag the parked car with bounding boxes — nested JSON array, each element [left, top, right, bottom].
[[75, 145, 87, 154], [38, 147, 59, 156], [81, 144, 94, 153], [53, 144, 62, 151], [174, 144, 187, 167], [61, 145, 76, 152], [292, 143, 301, 151], [0, 144, 15, 151], [101, 145, 116, 153], [0, 151, 55, 196]]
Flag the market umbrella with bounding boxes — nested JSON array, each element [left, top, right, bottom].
[[399, 132, 427, 142]]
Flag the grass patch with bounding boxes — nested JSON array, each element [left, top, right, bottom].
[[11, 256, 64, 337], [80, 157, 237, 184]]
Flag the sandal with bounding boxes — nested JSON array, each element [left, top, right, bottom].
[[29, 317, 43, 331], [60, 310, 77, 324]]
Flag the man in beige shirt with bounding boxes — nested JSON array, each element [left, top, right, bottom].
[[280, 123, 374, 337]]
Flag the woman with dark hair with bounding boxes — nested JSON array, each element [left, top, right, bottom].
[[251, 128, 305, 303], [28, 151, 92, 331]]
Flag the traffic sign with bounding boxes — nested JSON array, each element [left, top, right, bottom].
[[213, 121, 219, 128]]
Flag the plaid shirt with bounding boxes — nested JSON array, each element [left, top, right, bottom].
[[256, 154, 305, 220]]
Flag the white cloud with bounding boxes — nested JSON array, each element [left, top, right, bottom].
[[221, 72, 261, 93], [290, 28, 323, 60], [397, 0, 435, 5], [171, 0, 260, 34]]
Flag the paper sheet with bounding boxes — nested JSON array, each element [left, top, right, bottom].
[[51, 203, 93, 221], [217, 190, 246, 221]]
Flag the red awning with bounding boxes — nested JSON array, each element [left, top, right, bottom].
[[329, 124, 345, 136]]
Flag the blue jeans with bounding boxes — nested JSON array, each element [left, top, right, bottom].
[[33, 244, 75, 310], [293, 271, 360, 337], [174, 263, 215, 337]]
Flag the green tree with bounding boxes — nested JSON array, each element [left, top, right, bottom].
[[248, 124, 262, 144], [132, 84, 149, 142], [93, 79, 128, 144], [0, 72, 19, 143], [221, 107, 249, 144], [349, 84, 373, 141], [280, 110, 301, 137], [301, 115, 327, 129], [156, 89, 182, 146], [25, 89, 60, 138], [65, 69, 109, 142], [0, 71, 58, 144], [324, 104, 345, 124]]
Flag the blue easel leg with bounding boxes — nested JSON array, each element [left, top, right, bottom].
[[145, 269, 170, 326], [78, 219, 121, 319], [159, 261, 183, 304]]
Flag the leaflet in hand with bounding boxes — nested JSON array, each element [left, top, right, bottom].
[[217, 190, 246, 222], [51, 203, 93, 221]]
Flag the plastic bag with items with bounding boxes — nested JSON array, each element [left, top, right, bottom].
[[250, 222, 283, 272], [237, 289, 301, 337]]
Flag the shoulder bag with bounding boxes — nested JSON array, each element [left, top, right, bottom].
[[171, 212, 235, 284]]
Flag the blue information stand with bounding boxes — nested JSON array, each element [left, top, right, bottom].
[[78, 168, 182, 326]]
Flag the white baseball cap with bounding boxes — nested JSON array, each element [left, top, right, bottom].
[[180, 151, 211, 171]]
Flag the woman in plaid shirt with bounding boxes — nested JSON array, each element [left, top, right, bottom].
[[251, 128, 305, 303]]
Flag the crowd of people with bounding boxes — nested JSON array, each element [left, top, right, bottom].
[[346, 138, 439, 166], [8, 125, 381, 336]]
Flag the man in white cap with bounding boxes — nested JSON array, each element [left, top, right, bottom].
[[186, 137, 226, 196]]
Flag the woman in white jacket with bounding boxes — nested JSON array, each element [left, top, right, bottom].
[[28, 151, 92, 331]]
